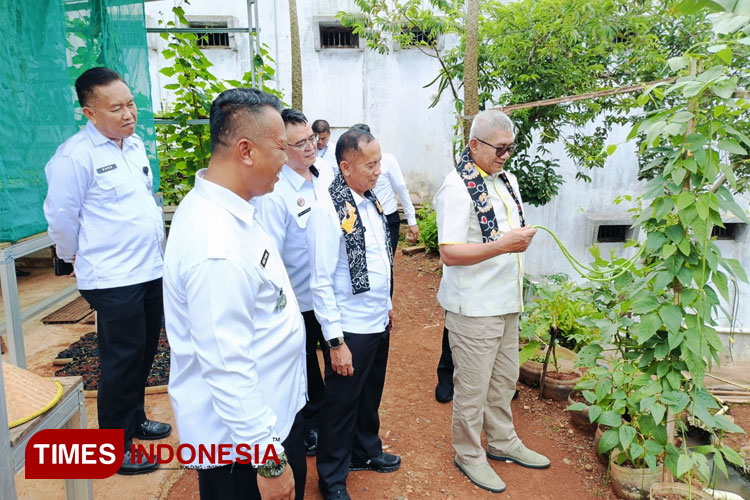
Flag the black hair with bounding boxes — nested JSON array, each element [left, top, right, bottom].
[[312, 119, 330, 134], [209, 88, 282, 152], [281, 108, 308, 127], [350, 123, 371, 133], [335, 127, 376, 166], [75, 67, 124, 107]]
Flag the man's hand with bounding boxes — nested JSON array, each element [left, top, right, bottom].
[[498, 226, 536, 254], [257, 466, 294, 500], [388, 310, 396, 333], [331, 343, 354, 376], [407, 224, 419, 243], [69, 256, 76, 277]]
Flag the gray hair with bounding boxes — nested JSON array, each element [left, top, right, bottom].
[[469, 110, 516, 140]]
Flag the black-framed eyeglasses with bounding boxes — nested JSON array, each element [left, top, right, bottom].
[[288, 134, 318, 150], [475, 137, 517, 157]]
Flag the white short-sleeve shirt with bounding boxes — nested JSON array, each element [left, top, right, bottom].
[[434, 168, 525, 317]]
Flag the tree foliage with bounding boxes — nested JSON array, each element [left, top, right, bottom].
[[156, 4, 281, 205], [339, 0, 715, 205]]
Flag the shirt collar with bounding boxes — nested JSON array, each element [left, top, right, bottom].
[[351, 189, 366, 207], [85, 121, 138, 150], [282, 164, 319, 192], [194, 169, 255, 226]]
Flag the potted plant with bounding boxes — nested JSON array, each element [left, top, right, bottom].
[[519, 279, 600, 400]]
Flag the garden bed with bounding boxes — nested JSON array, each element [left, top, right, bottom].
[[53, 330, 170, 392]]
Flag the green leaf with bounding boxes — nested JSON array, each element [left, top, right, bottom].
[[721, 257, 748, 282], [644, 439, 665, 456], [598, 411, 623, 428], [718, 138, 747, 155], [606, 144, 617, 155], [668, 329, 685, 350], [712, 270, 729, 301], [629, 442, 644, 461], [676, 191, 695, 210], [635, 312, 662, 344], [599, 429, 620, 454], [646, 232, 668, 252], [660, 305, 683, 334], [714, 450, 728, 479], [674, 0, 725, 14], [589, 405, 602, 424], [677, 454, 693, 477], [652, 404, 666, 425], [715, 47, 733, 64], [665, 224, 684, 243], [721, 445, 745, 466], [632, 295, 661, 314], [567, 402, 588, 412], [667, 56, 688, 71], [666, 371, 681, 391], [619, 425, 636, 449], [662, 243, 677, 259]]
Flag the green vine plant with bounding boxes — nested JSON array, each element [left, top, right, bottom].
[[338, 0, 716, 205], [571, 0, 750, 485], [156, 3, 282, 205]]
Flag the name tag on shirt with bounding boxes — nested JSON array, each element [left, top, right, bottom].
[[96, 164, 118, 174], [297, 207, 311, 217], [261, 250, 269, 268]]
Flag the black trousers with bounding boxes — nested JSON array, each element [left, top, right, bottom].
[[386, 210, 400, 298], [301, 310, 326, 432], [385, 210, 401, 258], [79, 278, 162, 449], [317, 329, 390, 495], [197, 411, 307, 500], [436, 326, 454, 390]]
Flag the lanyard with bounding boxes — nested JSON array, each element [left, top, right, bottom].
[[498, 172, 526, 228]]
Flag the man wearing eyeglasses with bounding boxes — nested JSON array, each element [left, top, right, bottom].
[[256, 108, 334, 458], [434, 109, 548, 494]]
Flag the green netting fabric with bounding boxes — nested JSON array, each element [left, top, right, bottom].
[[0, 0, 157, 243]]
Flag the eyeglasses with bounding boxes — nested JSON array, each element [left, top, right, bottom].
[[287, 135, 318, 150], [475, 137, 517, 157]]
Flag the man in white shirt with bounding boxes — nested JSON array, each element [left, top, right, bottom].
[[256, 108, 333, 457], [434, 109, 549, 494], [307, 128, 400, 500], [44, 67, 169, 475], [163, 88, 306, 500], [350, 124, 419, 258], [313, 119, 333, 161]]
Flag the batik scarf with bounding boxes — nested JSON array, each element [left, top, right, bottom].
[[329, 172, 392, 295], [455, 147, 502, 242]]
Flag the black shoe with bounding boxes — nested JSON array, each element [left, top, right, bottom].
[[118, 449, 158, 475], [304, 428, 318, 456], [513, 388, 520, 400], [134, 419, 172, 440], [325, 489, 352, 500], [15, 269, 30, 277], [350, 452, 401, 473], [435, 384, 454, 403]]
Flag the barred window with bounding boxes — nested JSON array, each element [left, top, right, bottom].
[[320, 26, 359, 48], [189, 21, 230, 48]]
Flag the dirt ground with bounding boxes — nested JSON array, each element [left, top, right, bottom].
[[166, 251, 621, 500]]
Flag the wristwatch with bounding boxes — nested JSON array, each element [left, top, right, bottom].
[[256, 451, 287, 478], [326, 337, 345, 349]]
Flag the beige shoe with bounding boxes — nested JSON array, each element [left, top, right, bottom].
[[488, 443, 551, 469], [454, 456, 506, 493]]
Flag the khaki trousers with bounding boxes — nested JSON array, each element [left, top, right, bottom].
[[447, 311, 522, 464]]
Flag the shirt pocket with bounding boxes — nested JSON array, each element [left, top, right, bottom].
[[94, 168, 136, 201]]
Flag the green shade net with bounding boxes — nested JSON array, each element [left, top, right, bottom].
[[0, 0, 158, 243]]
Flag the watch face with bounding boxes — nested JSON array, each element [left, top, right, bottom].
[[328, 337, 343, 348]]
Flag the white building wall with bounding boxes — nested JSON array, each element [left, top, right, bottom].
[[143, 0, 750, 353]]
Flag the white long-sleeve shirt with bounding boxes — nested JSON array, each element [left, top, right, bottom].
[[163, 170, 306, 466], [256, 163, 334, 312], [306, 187, 392, 341], [43, 121, 164, 290], [372, 153, 417, 225]]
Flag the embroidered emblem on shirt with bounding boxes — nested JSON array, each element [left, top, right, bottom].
[[260, 250, 269, 268], [340, 201, 358, 235], [297, 198, 305, 207], [96, 164, 117, 174], [297, 207, 311, 217]]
